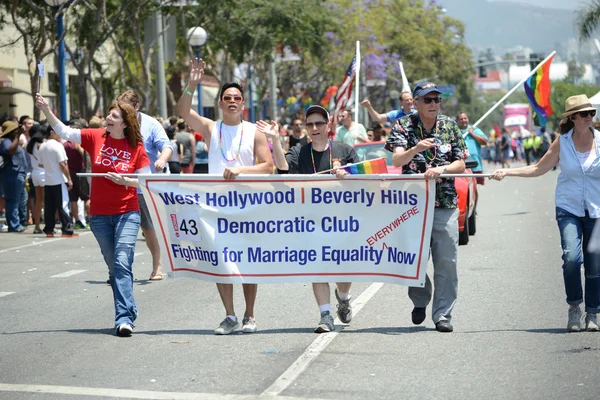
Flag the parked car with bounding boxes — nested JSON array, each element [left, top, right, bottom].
[[353, 141, 478, 245]]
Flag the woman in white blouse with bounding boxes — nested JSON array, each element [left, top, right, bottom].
[[491, 94, 600, 333]]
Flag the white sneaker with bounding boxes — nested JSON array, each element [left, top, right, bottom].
[[0, 225, 7, 233], [241, 317, 257, 333], [214, 317, 241, 335], [116, 323, 133, 337], [585, 313, 599, 332], [567, 305, 583, 332]]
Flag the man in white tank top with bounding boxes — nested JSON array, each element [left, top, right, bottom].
[[178, 58, 274, 335]]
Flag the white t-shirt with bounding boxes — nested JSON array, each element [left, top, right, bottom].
[[39, 139, 68, 186], [577, 146, 597, 171]]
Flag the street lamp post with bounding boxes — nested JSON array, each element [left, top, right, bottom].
[[44, 0, 69, 122], [187, 27, 208, 116]]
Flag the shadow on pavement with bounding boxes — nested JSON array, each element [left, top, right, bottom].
[[84, 280, 155, 286], [341, 326, 429, 334], [1, 328, 115, 336], [462, 328, 567, 334], [1, 327, 318, 336]]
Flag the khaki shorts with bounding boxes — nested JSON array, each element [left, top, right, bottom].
[[138, 194, 154, 230]]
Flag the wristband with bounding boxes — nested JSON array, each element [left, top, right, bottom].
[[184, 87, 194, 96]]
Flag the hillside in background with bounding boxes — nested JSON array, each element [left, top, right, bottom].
[[442, 0, 579, 55], [489, 0, 583, 10]]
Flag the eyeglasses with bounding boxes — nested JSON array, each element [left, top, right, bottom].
[[420, 97, 441, 104], [578, 110, 596, 118], [305, 121, 327, 129], [222, 95, 243, 103]]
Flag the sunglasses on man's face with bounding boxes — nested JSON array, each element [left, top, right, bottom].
[[578, 110, 596, 118], [222, 95, 243, 103], [305, 121, 327, 129], [421, 97, 441, 104]]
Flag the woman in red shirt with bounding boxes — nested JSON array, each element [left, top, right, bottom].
[[35, 93, 150, 337]]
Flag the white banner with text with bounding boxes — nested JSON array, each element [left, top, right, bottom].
[[138, 175, 435, 286]]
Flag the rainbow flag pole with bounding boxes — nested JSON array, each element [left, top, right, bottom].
[[314, 157, 388, 175], [471, 51, 557, 129]]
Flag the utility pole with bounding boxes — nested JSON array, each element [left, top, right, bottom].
[[270, 50, 277, 121], [154, 10, 167, 119]]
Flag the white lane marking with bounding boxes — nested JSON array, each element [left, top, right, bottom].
[[0, 231, 93, 254], [261, 282, 384, 397], [51, 270, 87, 278], [0, 383, 323, 400], [0, 292, 15, 298]]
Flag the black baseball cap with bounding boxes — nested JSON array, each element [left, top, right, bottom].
[[412, 82, 441, 98], [305, 105, 330, 122]]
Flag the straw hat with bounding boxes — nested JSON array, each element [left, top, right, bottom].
[[562, 94, 596, 118], [1, 120, 19, 138]]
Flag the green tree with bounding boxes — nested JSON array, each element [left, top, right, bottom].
[[65, 0, 144, 118], [577, 0, 600, 39], [0, 0, 76, 120]]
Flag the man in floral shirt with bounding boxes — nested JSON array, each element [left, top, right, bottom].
[[385, 82, 469, 333]]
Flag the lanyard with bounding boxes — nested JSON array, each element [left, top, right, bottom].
[[220, 121, 244, 163], [310, 141, 332, 173]]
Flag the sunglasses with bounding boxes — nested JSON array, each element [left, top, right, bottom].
[[222, 95, 243, 103], [420, 97, 441, 104], [305, 121, 327, 129], [578, 110, 596, 118]]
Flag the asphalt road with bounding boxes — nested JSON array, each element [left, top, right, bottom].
[[1, 168, 599, 400]]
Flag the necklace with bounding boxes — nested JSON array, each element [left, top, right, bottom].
[[418, 120, 438, 161], [311, 141, 332, 173], [219, 121, 244, 163]]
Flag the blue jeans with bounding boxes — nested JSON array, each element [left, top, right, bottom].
[[90, 211, 141, 328], [556, 207, 600, 314], [2, 172, 26, 231]]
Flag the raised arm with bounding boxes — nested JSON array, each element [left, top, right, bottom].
[[360, 99, 389, 123], [35, 93, 81, 143], [177, 58, 215, 140]]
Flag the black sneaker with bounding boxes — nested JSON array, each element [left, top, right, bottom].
[[116, 323, 133, 337], [411, 307, 426, 325], [435, 320, 453, 333]]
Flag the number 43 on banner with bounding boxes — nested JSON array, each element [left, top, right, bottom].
[[169, 212, 201, 241]]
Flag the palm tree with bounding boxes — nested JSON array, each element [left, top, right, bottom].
[[578, 0, 600, 39]]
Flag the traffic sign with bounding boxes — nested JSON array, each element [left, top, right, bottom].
[[437, 85, 455, 98]]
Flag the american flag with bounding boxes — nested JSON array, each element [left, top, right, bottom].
[[333, 53, 357, 113]]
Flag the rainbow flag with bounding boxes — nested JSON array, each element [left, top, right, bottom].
[[524, 54, 554, 127], [342, 158, 388, 174]]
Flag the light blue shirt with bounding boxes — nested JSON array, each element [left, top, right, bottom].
[[139, 112, 173, 174], [460, 124, 486, 172], [555, 129, 600, 218], [386, 108, 414, 123], [137, 112, 173, 194]]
